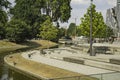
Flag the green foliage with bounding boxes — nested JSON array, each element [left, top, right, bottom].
[[9, 0, 72, 39], [76, 25, 81, 36], [0, 11, 7, 39], [43, 0, 72, 22], [78, 4, 108, 38], [106, 26, 114, 37], [6, 19, 31, 43], [0, 0, 10, 39], [10, 0, 45, 24], [10, 0, 46, 38], [0, 23, 6, 39], [39, 17, 58, 41], [0, 0, 10, 9], [67, 23, 76, 36], [58, 28, 66, 38]]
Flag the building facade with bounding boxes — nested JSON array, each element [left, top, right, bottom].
[[106, 0, 120, 37]]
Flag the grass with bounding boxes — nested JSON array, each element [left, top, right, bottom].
[[0, 40, 26, 54], [0, 40, 57, 54]]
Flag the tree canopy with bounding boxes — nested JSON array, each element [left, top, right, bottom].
[[39, 17, 58, 41], [58, 28, 66, 38], [6, 19, 31, 43], [67, 23, 76, 37], [0, 0, 10, 39], [9, 0, 72, 39], [78, 4, 109, 38]]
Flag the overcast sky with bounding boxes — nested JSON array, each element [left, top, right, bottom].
[[8, 0, 117, 27], [61, 0, 117, 28]]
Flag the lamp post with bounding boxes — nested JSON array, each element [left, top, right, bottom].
[[90, 0, 94, 56]]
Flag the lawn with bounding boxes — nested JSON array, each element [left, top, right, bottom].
[[0, 40, 58, 54], [0, 40, 26, 54]]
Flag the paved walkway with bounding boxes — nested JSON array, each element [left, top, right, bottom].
[[22, 50, 114, 75], [43, 47, 120, 62]]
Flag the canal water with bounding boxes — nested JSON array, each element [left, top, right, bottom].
[[0, 50, 35, 80], [0, 45, 60, 80]]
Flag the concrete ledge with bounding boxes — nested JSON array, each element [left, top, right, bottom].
[[110, 58, 120, 65], [85, 60, 120, 71], [63, 56, 120, 72], [71, 46, 83, 51], [63, 57, 84, 64], [4, 56, 48, 80]]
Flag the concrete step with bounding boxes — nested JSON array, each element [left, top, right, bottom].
[[110, 58, 120, 65], [63, 57, 120, 72], [78, 56, 110, 62], [63, 57, 84, 64], [85, 60, 120, 71]]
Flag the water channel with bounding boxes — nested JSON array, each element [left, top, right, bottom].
[[0, 44, 61, 80], [0, 48, 37, 80]]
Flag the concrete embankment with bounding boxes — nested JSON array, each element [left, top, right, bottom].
[[4, 55, 48, 80], [4, 53, 84, 80]]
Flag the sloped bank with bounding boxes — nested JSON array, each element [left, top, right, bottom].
[[4, 53, 83, 80]]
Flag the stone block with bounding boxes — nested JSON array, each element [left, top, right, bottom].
[[110, 58, 120, 65], [63, 57, 84, 64]]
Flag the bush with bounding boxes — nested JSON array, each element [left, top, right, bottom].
[[6, 19, 31, 43]]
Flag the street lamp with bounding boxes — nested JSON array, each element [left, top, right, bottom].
[[90, 0, 94, 56]]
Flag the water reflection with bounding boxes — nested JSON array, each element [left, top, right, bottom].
[[0, 52, 9, 80], [0, 47, 35, 80], [0, 64, 8, 80], [8, 69, 35, 80], [1, 67, 36, 80]]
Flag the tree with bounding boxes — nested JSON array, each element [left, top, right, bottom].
[[58, 28, 66, 38], [78, 4, 107, 38], [43, 0, 72, 23], [106, 26, 114, 38], [0, 0, 10, 39], [39, 17, 58, 41], [67, 23, 76, 37], [10, 0, 45, 38], [6, 19, 31, 43], [76, 25, 81, 36], [10, 0, 72, 38]]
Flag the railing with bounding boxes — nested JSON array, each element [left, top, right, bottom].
[[47, 72, 120, 80], [90, 72, 120, 80]]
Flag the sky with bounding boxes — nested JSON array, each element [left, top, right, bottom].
[[8, 0, 117, 28], [61, 0, 117, 28]]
